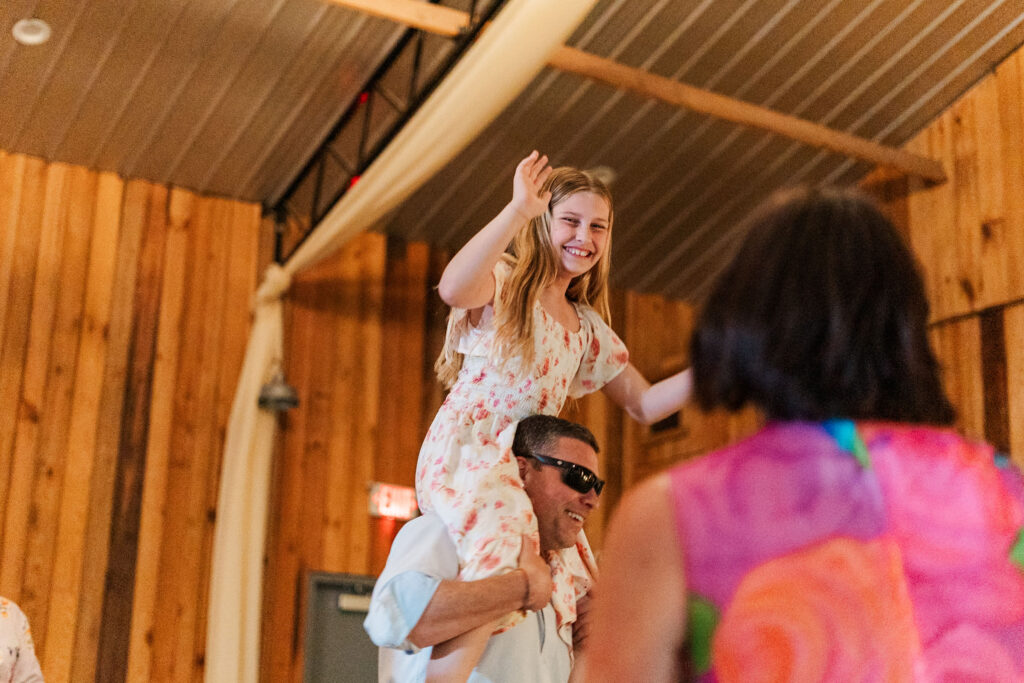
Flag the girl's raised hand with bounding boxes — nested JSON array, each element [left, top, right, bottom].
[[510, 151, 553, 222]]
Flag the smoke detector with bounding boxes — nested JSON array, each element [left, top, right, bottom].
[[12, 18, 51, 46]]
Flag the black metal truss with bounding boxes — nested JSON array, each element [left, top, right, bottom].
[[268, 0, 508, 263]]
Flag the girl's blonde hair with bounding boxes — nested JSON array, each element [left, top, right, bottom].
[[435, 166, 615, 388]]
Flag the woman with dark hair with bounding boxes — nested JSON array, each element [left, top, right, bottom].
[[585, 187, 1024, 681]]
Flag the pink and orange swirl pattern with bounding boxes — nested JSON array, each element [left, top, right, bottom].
[[669, 421, 1024, 681]]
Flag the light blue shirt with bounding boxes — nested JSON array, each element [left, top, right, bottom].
[[364, 514, 571, 683]]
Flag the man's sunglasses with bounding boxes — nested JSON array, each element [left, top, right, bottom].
[[519, 452, 604, 496]]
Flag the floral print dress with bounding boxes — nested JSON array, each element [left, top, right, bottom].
[[668, 420, 1024, 681], [416, 262, 628, 646], [0, 597, 43, 683]]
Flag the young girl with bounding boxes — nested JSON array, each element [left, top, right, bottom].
[[418, 151, 692, 680]]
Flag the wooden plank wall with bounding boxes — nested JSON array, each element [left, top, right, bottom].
[[607, 292, 761, 488], [0, 150, 263, 683], [869, 44, 1024, 467], [263, 234, 451, 682]]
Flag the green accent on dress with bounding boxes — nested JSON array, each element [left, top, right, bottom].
[[1011, 528, 1024, 571], [688, 594, 719, 675], [851, 433, 871, 469]]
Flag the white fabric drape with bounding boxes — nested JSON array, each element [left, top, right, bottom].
[[204, 1, 599, 681]]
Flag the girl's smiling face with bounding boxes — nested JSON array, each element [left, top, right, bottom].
[[549, 191, 611, 278]]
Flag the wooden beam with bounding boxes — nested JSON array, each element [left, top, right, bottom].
[[548, 46, 947, 183], [323, 0, 467, 37], [324, 0, 947, 183]]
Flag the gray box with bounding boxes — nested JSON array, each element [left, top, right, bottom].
[[304, 572, 378, 682]]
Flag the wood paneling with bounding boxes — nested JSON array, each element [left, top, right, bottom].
[[72, 173, 141, 683], [0, 150, 262, 683], [125, 188, 191, 683], [57, 172, 126, 683], [925, 304, 1024, 466], [1006, 305, 1024, 468], [612, 291, 760, 488], [96, 180, 169, 683], [979, 309, 1011, 455], [264, 231, 401, 683], [929, 317, 986, 443], [871, 46, 1024, 466], [900, 49, 1024, 323]]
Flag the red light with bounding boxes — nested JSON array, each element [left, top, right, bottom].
[[368, 482, 419, 520], [358, 91, 369, 104], [349, 175, 361, 187]]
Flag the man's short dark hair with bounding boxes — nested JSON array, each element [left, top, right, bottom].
[[691, 186, 955, 425], [512, 415, 599, 464]]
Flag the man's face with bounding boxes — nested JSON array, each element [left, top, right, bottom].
[[519, 436, 601, 554]]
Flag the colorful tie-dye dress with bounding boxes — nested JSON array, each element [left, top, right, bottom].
[[416, 261, 629, 645], [669, 420, 1024, 681]]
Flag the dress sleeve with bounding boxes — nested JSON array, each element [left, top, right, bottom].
[[455, 259, 513, 357], [494, 259, 511, 290], [569, 306, 630, 398]]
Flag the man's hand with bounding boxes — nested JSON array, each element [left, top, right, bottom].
[[573, 588, 594, 652], [518, 535, 552, 612]]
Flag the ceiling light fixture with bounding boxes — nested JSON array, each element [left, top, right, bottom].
[[12, 18, 51, 46], [258, 367, 299, 412], [588, 165, 617, 187]]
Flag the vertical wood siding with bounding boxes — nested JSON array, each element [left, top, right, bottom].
[[263, 234, 446, 682], [874, 46, 1024, 468], [612, 291, 761, 486], [0, 151, 262, 683]]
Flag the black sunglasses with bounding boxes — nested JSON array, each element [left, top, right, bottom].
[[519, 452, 604, 496]]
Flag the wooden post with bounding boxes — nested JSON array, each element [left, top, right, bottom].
[[547, 46, 947, 183]]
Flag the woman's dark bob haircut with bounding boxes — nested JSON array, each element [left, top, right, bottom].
[[691, 186, 955, 425]]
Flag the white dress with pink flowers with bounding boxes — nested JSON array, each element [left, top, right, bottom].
[[0, 597, 43, 683], [415, 262, 629, 647]]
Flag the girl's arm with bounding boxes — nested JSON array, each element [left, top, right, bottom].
[[437, 152, 553, 310], [602, 365, 692, 425], [585, 475, 687, 682]]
